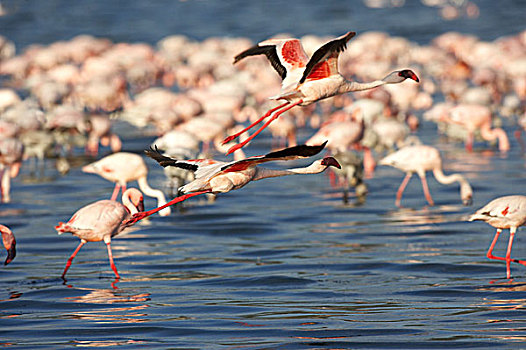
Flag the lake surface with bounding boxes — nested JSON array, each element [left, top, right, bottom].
[[1, 1, 526, 349]]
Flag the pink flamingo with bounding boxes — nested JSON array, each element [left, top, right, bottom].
[[469, 195, 526, 279], [125, 143, 341, 224], [1, 224, 16, 265], [82, 152, 171, 216], [0, 138, 24, 203], [437, 104, 510, 152], [56, 188, 145, 279], [379, 145, 473, 207], [85, 114, 122, 156], [223, 31, 419, 154]]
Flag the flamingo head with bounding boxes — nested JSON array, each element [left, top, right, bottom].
[[125, 188, 145, 212], [321, 156, 341, 169], [382, 70, 419, 84], [0, 225, 16, 265]]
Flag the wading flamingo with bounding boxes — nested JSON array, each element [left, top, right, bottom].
[[469, 195, 526, 279], [1, 224, 16, 265], [379, 145, 472, 207], [82, 152, 171, 216], [56, 188, 145, 279], [223, 31, 419, 154], [0, 138, 24, 203], [125, 142, 341, 224]]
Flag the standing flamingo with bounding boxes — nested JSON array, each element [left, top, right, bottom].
[[223, 31, 419, 154], [82, 152, 171, 216], [469, 195, 526, 279], [442, 104, 510, 152], [56, 188, 145, 279], [125, 142, 341, 224], [379, 145, 472, 207], [1, 224, 16, 265], [0, 138, 24, 203]]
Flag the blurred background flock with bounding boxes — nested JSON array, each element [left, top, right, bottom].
[[1, 0, 526, 348]]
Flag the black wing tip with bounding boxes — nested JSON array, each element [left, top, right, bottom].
[[233, 44, 269, 63], [144, 146, 175, 168], [345, 31, 357, 40], [264, 141, 328, 159]]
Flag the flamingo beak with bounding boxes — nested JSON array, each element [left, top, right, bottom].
[[400, 69, 419, 82], [137, 198, 145, 213], [4, 243, 16, 265], [322, 157, 341, 169], [462, 195, 473, 206]]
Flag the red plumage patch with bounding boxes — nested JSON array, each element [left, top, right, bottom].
[[222, 162, 252, 173], [282, 41, 306, 68], [305, 61, 330, 81], [501, 206, 509, 216]]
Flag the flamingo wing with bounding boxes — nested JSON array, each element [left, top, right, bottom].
[[219, 142, 328, 173], [299, 31, 356, 84], [145, 146, 225, 180], [234, 38, 309, 81]]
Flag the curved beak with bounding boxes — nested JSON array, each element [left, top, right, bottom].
[[462, 195, 473, 206], [137, 198, 145, 213], [4, 242, 16, 265], [322, 157, 341, 169], [407, 71, 419, 82]]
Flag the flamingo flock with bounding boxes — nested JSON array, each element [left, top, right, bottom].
[[0, 27, 525, 280]]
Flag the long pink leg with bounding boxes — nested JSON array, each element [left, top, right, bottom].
[[395, 173, 412, 207], [110, 183, 121, 201], [227, 100, 303, 155], [123, 190, 211, 226], [106, 241, 120, 279], [222, 102, 290, 145], [486, 229, 503, 261], [363, 147, 376, 177], [504, 227, 518, 279], [419, 173, 435, 206], [62, 240, 86, 278], [465, 132, 474, 152], [486, 228, 525, 269], [514, 130, 525, 153]]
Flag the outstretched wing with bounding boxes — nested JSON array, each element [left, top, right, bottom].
[[145, 146, 226, 181], [144, 146, 199, 171], [299, 31, 356, 84], [234, 38, 309, 82], [219, 142, 328, 173]]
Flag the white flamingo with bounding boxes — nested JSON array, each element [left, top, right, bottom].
[[379, 145, 472, 207], [125, 143, 340, 224], [469, 195, 526, 279], [223, 31, 419, 154]]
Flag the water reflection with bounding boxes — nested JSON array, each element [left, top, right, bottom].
[[72, 339, 146, 347], [63, 283, 151, 323]]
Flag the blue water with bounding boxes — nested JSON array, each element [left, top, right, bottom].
[[1, 0, 526, 349]]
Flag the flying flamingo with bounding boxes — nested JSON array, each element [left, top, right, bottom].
[[1, 224, 16, 265], [469, 195, 526, 279], [56, 188, 145, 279], [82, 152, 171, 216], [223, 31, 419, 154], [379, 145, 473, 207], [125, 142, 341, 224]]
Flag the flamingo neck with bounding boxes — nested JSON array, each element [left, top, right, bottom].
[[480, 125, 510, 152], [253, 161, 327, 181], [137, 176, 171, 216], [340, 78, 386, 93], [432, 168, 473, 203], [122, 193, 140, 215]]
